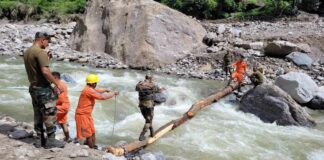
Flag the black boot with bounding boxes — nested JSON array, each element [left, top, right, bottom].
[[34, 133, 46, 148], [149, 127, 154, 137], [45, 133, 65, 149], [139, 124, 149, 141], [139, 130, 146, 141]]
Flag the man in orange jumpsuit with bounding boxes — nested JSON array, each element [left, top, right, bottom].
[[227, 54, 247, 91], [52, 72, 71, 142], [75, 74, 119, 149]]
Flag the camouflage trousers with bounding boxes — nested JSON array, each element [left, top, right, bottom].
[[139, 100, 154, 134], [29, 86, 58, 137]]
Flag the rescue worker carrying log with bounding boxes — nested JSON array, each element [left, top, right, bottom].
[[23, 32, 65, 148], [227, 54, 247, 92], [75, 74, 119, 149], [249, 66, 265, 87], [52, 72, 71, 142], [136, 73, 165, 141]]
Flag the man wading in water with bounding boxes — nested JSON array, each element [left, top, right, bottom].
[[136, 74, 165, 141], [23, 32, 65, 148]]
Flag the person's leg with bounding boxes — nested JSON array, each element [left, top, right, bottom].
[[139, 108, 149, 141], [30, 92, 45, 147], [60, 123, 70, 142], [85, 134, 95, 148], [42, 101, 65, 148], [148, 108, 154, 137], [237, 74, 244, 92]]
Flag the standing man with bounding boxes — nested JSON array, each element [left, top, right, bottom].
[[227, 54, 247, 92], [136, 73, 165, 141], [75, 74, 118, 149], [52, 72, 71, 142], [223, 51, 232, 77], [24, 32, 65, 148]]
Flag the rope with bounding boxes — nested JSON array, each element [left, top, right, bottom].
[[111, 95, 118, 138]]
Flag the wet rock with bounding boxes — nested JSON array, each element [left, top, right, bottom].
[[286, 52, 313, 70], [240, 84, 316, 127], [308, 86, 324, 110], [102, 153, 127, 160], [8, 130, 33, 139], [275, 72, 318, 103], [152, 151, 166, 160], [141, 152, 156, 160]]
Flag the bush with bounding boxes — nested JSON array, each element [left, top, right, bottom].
[[160, 0, 218, 19], [156, 0, 296, 19]]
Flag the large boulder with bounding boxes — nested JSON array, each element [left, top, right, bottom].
[[286, 52, 313, 70], [70, 0, 206, 69], [264, 41, 310, 57], [240, 84, 316, 127], [308, 86, 324, 110], [275, 72, 318, 104]]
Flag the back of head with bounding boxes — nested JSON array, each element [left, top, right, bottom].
[[35, 32, 50, 42], [145, 73, 153, 80], [257, 67, 264, 74], [52, 72, 61, 79]]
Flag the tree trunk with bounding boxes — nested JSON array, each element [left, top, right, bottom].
[[106, 82, 240, 156]]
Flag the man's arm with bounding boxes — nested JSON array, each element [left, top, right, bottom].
[[41, 66, 64, 92], [96, 88, 110, 93]]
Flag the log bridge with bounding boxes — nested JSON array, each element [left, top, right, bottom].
[[106, 82, 240, 156]]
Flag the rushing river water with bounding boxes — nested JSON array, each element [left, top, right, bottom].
[[1, 56, 324, 160]]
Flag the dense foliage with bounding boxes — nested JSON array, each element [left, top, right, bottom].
[[0, 0, 86, 15], [155, 0, 298, 19]]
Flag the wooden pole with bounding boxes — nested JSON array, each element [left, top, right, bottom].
[[106, 83, 239, 156]]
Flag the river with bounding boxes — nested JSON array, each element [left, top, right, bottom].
[[0, 56, 324, 160]]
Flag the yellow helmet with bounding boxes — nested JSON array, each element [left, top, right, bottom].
[[86, 74, 99, 84]]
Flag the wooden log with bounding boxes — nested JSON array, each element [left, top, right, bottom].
[[107, 82, 239, 156]]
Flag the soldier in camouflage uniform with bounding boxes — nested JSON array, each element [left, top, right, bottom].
[[249, 67, 265, 87], [24, 32, 65, 148], [136, 74, 165, 141], [223, 51, 232, 77]]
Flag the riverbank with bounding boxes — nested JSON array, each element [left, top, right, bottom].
[[0, 114, 167, 160], [0, 114, 108, 160]]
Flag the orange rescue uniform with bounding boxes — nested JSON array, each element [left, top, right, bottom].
[[231, 60, 247, 82], [55, 80, 70, 124], [75, 86, 109, 140]]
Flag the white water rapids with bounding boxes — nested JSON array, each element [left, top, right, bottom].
[[1, 56, 324, 160]]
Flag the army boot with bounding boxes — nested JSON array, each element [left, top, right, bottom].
[[45, 133, 65, 149], [139, 123, 150, 141], [139, 130, 147, 141], [149, 127, 154, 137], [34, 133, 46, 148]]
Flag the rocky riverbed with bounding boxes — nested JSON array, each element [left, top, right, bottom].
[[1, 13, 323, 85], [0, 114, 166, 160]]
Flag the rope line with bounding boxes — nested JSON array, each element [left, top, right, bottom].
[[111, 95, 117, 138]]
